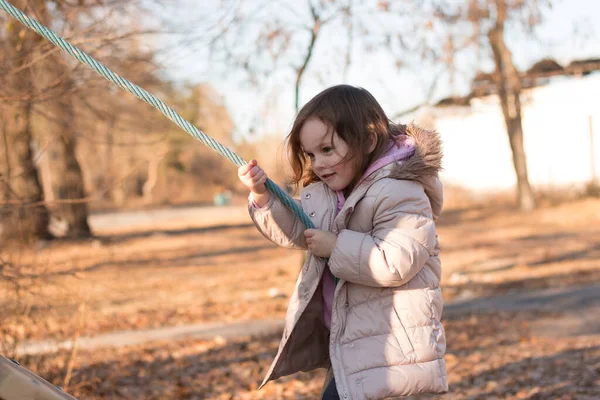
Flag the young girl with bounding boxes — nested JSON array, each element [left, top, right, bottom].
[[238, 85, 447, 399]]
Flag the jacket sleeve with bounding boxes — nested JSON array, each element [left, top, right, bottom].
[[328, 181, 437, 287], [248, 194, 308, 250]]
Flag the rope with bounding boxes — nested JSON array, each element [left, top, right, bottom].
[[0, 0, 314, 229]]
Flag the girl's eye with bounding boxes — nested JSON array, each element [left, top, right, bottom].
[[305, 153, 314, 160], [322, 147, 333, 154]]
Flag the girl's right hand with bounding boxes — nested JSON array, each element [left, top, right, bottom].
[[238, 159, 268, 195]]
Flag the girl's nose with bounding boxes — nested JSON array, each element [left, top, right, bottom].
[[312, 156, 324, 171]]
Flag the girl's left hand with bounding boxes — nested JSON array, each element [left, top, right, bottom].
[[304, 229, 337, 258]]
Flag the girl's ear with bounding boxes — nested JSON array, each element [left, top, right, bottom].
[[367, 133, 377, 154]]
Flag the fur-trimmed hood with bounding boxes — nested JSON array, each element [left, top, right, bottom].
[[381, 123, 444, 219], [390, 123, 443, 182]]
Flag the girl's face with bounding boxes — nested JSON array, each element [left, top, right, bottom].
[[299, 118, 355, 191]]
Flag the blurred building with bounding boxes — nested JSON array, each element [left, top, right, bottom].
[[408, 58, 600, 193]]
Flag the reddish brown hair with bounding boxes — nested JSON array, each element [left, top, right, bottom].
[[286, 84, 403, 191]]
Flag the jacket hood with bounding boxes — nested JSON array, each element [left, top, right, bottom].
[[388, 124, 444, 219], [389, 124, 443, 182]]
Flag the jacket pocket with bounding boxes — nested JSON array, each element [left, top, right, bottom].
[[391, 305, 416, 360]]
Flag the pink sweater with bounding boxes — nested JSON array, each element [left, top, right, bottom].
[[322, 135, 415, 329]]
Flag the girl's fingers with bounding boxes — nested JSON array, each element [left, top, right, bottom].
[[239, 160, 259, 177], [238, 161, 267, 192], [249, 166, 264, 178], [249, 160, 260, 174], [238, 164, 250, 176], [253, 170, 266, 182], [251, 169, 263, 180]]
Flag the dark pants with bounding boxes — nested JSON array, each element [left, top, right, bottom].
[[322, 377, 340, 400]]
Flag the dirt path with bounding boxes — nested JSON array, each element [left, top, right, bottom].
[[89, 204, 250, 234], [17, 319, 284, 355], [445, 283, 600, 338]]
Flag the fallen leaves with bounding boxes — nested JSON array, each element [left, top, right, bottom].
[[11, 310, 598, 399]]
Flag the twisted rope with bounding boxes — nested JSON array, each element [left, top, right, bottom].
[[0, 0, 314, 229]]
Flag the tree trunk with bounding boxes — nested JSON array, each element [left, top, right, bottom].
[[487, 0, 536, 212], [2, 8, 52, 242], [49, 82, 93, 238], [143, 155, 164, 205], [104, 116, 116, 201], [4, 102, 52, 241], [31, 2, 92, 238]]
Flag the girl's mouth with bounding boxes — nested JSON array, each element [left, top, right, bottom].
[[321, 172, 335, 180]]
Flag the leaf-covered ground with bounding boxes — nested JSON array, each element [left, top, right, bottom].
[[19, 311, 600, 399], [3, 198, 600, 399]]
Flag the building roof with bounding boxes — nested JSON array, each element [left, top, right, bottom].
[[435, 57, 600, 107]]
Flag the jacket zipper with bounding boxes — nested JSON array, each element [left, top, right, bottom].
[[325, 186, 336, 232], [331, 277, 349, 398], [326, 186, 350, 399]]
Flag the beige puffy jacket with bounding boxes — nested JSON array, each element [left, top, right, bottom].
[[249, 125, 448, 399]]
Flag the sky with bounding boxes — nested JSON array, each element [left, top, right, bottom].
[[152, 0, 600, 142]]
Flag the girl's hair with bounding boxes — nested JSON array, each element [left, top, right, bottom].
[[287, 84, 403, 191]]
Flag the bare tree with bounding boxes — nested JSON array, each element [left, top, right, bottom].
[[1, 0, 52, 242], [44, 78, 93, 237], [207, 0, 357, 112], [408, 0, 548, 211], [31, 3, 93, 237], [32, 0, 163, 236], [485, 0, 537, 211], [1, 0, 175, 239]]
